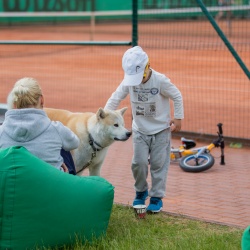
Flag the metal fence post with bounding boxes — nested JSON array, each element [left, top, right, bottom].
[[132, 0, 138, 47]]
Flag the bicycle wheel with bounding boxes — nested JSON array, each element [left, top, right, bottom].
[[179, 153, 215, 173]]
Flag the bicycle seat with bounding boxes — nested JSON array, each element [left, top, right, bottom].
[[181, 137, 196, 149]]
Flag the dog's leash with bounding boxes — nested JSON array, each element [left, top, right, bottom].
[[76, 133, 104, 174]]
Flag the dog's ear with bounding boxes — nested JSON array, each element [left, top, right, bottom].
[[97, 108, 106, 120], [118, 107, 128, 116]]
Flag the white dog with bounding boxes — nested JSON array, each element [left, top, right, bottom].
[[45, 107, 131, 176]]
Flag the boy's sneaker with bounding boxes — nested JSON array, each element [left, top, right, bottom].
[[147, 197, 163, 213], [133, 190, 148, 206]]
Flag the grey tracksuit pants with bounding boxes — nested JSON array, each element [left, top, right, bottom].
[[132, 128, 171, 198]]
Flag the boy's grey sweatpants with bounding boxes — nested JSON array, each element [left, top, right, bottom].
[[132, 128, 171, 198]]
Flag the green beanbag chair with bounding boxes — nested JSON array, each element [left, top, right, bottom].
[[0, 146, 114, 249], [242, 226, 250, 250]]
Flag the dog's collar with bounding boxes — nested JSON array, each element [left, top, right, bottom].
[[89, 133, 103, 151]]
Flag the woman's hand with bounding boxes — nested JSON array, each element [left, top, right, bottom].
[[61, 163, 69, 173]]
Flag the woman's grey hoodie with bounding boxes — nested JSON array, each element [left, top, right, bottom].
[[0, 108, 79, 171]]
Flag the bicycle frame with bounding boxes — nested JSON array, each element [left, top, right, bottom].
[[170, 123, 225, 165]]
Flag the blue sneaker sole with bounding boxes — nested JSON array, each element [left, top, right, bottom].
[[146, 207, 162, 213]]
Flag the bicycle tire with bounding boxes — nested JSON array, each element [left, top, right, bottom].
[[179, 153, 215, 173]]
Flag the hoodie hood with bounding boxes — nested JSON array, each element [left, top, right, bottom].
[[3, 109, 51, 142]]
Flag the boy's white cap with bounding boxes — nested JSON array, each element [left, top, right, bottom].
[[122, 46, 148, 86]]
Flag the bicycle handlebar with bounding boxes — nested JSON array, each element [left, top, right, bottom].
[[217, 123, 223, 135], [216, 123, 225, 165]]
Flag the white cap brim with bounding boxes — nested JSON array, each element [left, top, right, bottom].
[[122, 70, 144, 86]]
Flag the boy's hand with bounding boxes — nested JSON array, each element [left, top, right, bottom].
[[170, 119, 182, 132]]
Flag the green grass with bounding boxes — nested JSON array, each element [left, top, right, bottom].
[[46, 204, 243, 250]]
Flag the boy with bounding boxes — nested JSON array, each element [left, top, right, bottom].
[[104, 46, 184, 213]]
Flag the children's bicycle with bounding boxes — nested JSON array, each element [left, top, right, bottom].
[[170, 123, 225, 172]]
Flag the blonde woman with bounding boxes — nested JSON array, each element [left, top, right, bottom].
[[0, 77, 79, 173]]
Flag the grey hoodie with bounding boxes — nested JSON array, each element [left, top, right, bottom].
[[0, 108, 79, 171]]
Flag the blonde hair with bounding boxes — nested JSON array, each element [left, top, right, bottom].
[[7, 77, 42, 109]]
